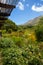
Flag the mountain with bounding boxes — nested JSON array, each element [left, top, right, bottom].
[[0, 18, 18, 31], [23, 16, 43, 26]]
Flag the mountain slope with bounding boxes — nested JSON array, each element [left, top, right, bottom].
[[24, 16, 43, 26], [0, 18, 18, 31]]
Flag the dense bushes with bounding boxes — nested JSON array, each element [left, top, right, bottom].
[[0, 19, 18, 32], [0, 17, 43, 65], [0, 38, 43, 65], [35, 18, 43, 42], [0, 38, 14, 48]]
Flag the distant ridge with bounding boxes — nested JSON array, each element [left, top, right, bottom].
[[23, 16, 43, 26]]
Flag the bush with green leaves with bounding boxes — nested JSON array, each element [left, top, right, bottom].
[[0, 38, 43, 65], [35, 18, 43, 42], [0, 38, 14, 48]]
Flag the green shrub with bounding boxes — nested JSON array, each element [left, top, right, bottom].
[[0, 38, 14, 48], [8, 29, 12, 33], [35, 25, 43, 41], [0, 38, 43, 65]]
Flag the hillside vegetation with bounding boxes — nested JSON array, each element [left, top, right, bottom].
[[0, 19, 18, 33], [0, 16, 43, 65]]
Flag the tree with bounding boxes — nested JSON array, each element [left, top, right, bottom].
[[35, 17, 43, 41]]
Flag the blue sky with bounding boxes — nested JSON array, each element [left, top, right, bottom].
[[9, 0, 43, 25]]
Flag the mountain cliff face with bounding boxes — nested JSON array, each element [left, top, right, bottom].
[[24, 16, 43, 26]]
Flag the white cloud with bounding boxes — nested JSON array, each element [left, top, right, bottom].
[[32, 5, 43, 12], [17, 2, 24, 10]]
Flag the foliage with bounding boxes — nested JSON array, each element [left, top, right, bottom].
[[0, 16, 43, 65], [0, 19, 18, 32], [35, 17, 43, 41], [0, 37, 43, 65]]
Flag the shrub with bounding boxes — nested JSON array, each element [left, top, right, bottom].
[[0, 38, 14, 48], [35, 25, 43, 42], [0, 38, 43, 65], [8, 29, 12, 33]]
